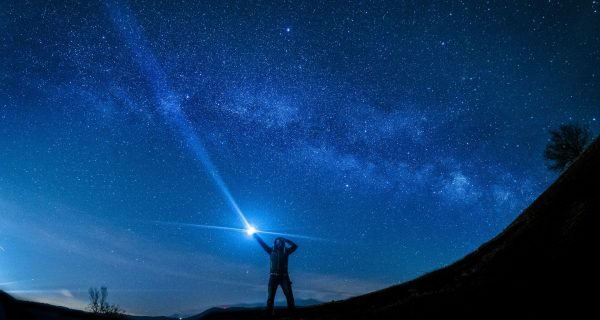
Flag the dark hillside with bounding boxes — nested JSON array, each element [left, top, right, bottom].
[[0, 290, 94, 320], [0, 290, 171, 320], [299, 136, 598, 319], [202, 136, 600, 320]]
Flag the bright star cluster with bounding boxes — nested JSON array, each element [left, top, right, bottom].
[[0, 0, 599, 316]]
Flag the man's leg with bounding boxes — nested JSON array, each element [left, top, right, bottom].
[[266, 276, 279, 316], [280, 275, 295, 311]]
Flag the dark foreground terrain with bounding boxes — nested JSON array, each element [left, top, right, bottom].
[[2, 137, 598, 320], [200, 138, 600, 319]]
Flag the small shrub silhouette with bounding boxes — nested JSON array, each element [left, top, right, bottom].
[[87, 287, 125, 319]]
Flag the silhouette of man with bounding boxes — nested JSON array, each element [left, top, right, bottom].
[[253, 234, 298, 316]]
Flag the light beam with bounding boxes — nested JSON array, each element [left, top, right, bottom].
[[106, 1, 327, 243], [104, 0, 250, 228], [153, 221, 327, 241]]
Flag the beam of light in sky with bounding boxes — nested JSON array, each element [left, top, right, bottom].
[[104, 0, 250, 228], [153, 221, 328, 241], [5, 289, 78, 295], [0, 280, 35, 287]]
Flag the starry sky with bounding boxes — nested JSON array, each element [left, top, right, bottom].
[[1, 0, 599, 316]]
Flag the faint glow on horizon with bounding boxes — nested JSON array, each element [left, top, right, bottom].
[[0, 280, 33, 286]]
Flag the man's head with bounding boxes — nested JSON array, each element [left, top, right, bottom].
[[274, 237, 285, 250]]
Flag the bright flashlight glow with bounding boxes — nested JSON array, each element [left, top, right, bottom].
[[246, 225, 257, 235], [152, 221, 328, 241]]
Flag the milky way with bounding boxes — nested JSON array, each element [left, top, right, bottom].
[[1, 0, 599, 316]]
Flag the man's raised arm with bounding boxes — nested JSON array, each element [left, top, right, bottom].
[[284, 238, 298, 255], [253, 234, 272, 254]]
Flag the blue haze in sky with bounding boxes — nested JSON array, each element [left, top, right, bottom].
[[1, 0, 599, 316]]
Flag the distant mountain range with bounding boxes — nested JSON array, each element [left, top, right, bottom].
[[171, 299, 322, 320], [218, 298, 323, 309]]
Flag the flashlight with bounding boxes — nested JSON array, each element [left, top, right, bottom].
[[246, 225, 257, 236]]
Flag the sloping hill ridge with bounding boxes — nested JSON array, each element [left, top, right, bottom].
[[202, 137, 600, 320], [1, 137, 598, 320], [0, 290, 172, 320]]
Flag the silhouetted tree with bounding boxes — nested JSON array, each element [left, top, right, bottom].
[[544, 124, 591, 172], [87, 287, 124, 319]]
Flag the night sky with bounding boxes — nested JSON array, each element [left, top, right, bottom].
[[1, 0, 599, 316]]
